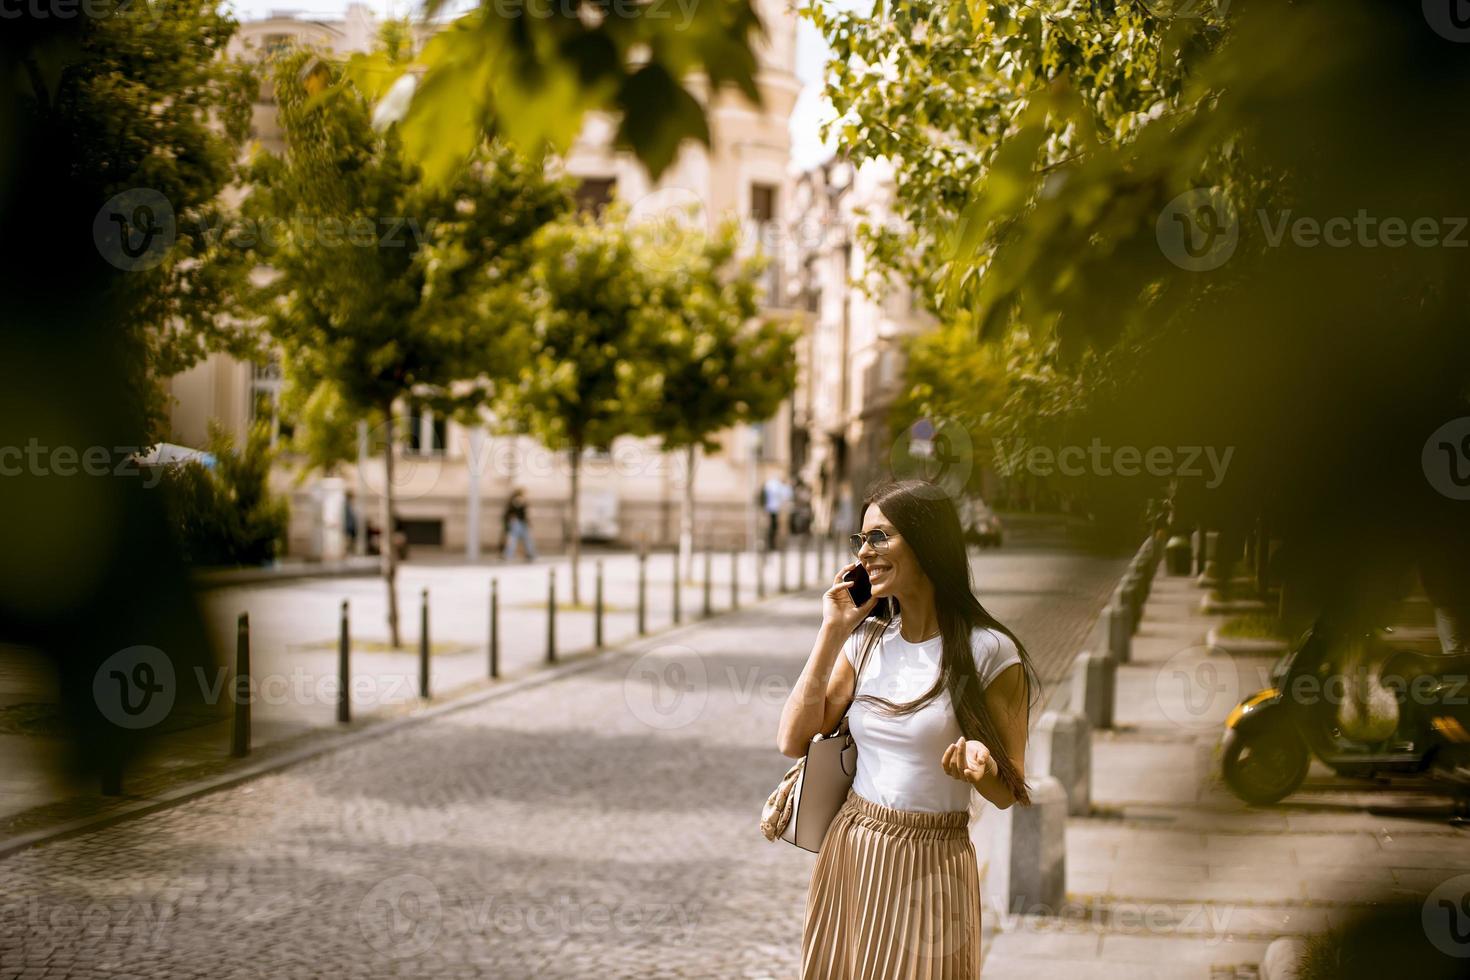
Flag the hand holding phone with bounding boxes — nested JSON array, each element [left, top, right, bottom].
[[823, 562, 877, 631], [842, 563, 872, 607]]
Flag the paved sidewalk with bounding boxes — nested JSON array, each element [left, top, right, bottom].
[[981, 569, 1470, 978]]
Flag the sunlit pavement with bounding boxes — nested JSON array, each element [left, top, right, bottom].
[[980, 571, 1470, 979], [0, 530, 1123, 978]]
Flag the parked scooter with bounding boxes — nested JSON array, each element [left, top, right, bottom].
[[1220, 618, 1470, 805]]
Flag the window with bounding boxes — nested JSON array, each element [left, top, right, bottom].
[[262, 34, 293, 59], [750, 183, 778, 224], [406, 412, 446, 456], [752, 420, 781, 463], [250, 354, 290, 446], [802, 256, 821, 313], [879, 347, 899, 387], [574, 177, 616, 216]]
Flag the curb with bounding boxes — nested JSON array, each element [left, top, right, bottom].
[[194, 557, 381, 589], [1199, 594, 1273, 615], [0, 589, 812, 861], [1204, 626, 1289, 657]]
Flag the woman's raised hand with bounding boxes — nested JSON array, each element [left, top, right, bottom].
[[822, 561, 878, 633], [941, 737, 997, 786]]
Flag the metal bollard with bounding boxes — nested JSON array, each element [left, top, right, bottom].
[[419, 588, 430, 700], [337, 600, 350, 724], [702, 549, 712, 618], [489, 579, 500, 679], [547, 570, 557, 663], [798, 537, 807, 589], [672, 551, 682, 625], [231, 612, 251, 757], [778, 542, 788, 593], [730, 549, 738, 609], [637, 544, 648, 635], [595, 560, 605, 649], [756, 543, 766, 598]]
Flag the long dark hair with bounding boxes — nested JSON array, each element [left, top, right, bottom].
[[850, 479, 1038, 805]]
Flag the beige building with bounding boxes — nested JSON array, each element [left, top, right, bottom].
[[171, 2, 807, 557], [788, 155, 938, 536]]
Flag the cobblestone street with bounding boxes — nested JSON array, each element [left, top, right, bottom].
[[0, 535, 1123, 979]]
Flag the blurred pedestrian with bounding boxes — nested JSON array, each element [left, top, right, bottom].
[[792, 477, 814, 537], [761, 475, 791, 551], [503, 487, 537, 562], [343, 490, 359, 552]]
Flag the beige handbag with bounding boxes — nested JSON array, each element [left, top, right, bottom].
[[760, 628, 878, 852]]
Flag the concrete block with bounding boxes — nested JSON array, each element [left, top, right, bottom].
[[979, 774, 1067, 915], [1104, 601, 1131, 663], [1123, 573, 1145, 630], [1033, 710, 1091, 816], [1069, 650, 1116, 730]]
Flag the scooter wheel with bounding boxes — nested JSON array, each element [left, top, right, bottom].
[[1220, 727, 1310, 805]]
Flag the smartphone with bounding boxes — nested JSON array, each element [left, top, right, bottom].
[[842, 563, 872, 608]]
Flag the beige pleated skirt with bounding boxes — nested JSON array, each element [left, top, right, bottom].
[[801, 787, 982, 980]]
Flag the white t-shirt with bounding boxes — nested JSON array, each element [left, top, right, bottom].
[[842, 616, 1022, 813]]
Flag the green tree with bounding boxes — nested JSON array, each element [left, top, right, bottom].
[[496, 209, 668, 604], [350, 0, 767, 187], [810, 0, 1220, 324], [824, 0, 1470, 610], [158, 421, 290, 567], [23, 2, 259, 440], [0, 7, 257, 786], [631, 221, 800, 576], [889, 314, 1014, 488], [246, 47, 571, 646]]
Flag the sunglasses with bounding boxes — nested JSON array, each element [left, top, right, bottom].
[[848, 528, 900, 556]]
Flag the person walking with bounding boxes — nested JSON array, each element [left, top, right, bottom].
[[776, 479, 1036, 979], [343, 490, 359, 553], [761, 475, 791, 552], [502, 487, 537, 562]]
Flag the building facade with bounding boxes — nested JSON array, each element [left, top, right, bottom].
[[788, 156, 937, 537], [170, 2, 807, 557]]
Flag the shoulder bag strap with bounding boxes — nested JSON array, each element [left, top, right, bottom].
[[838, 619, 882, 730]]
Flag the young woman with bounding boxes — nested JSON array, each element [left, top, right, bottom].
[[776, 479, 1036, 979]]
